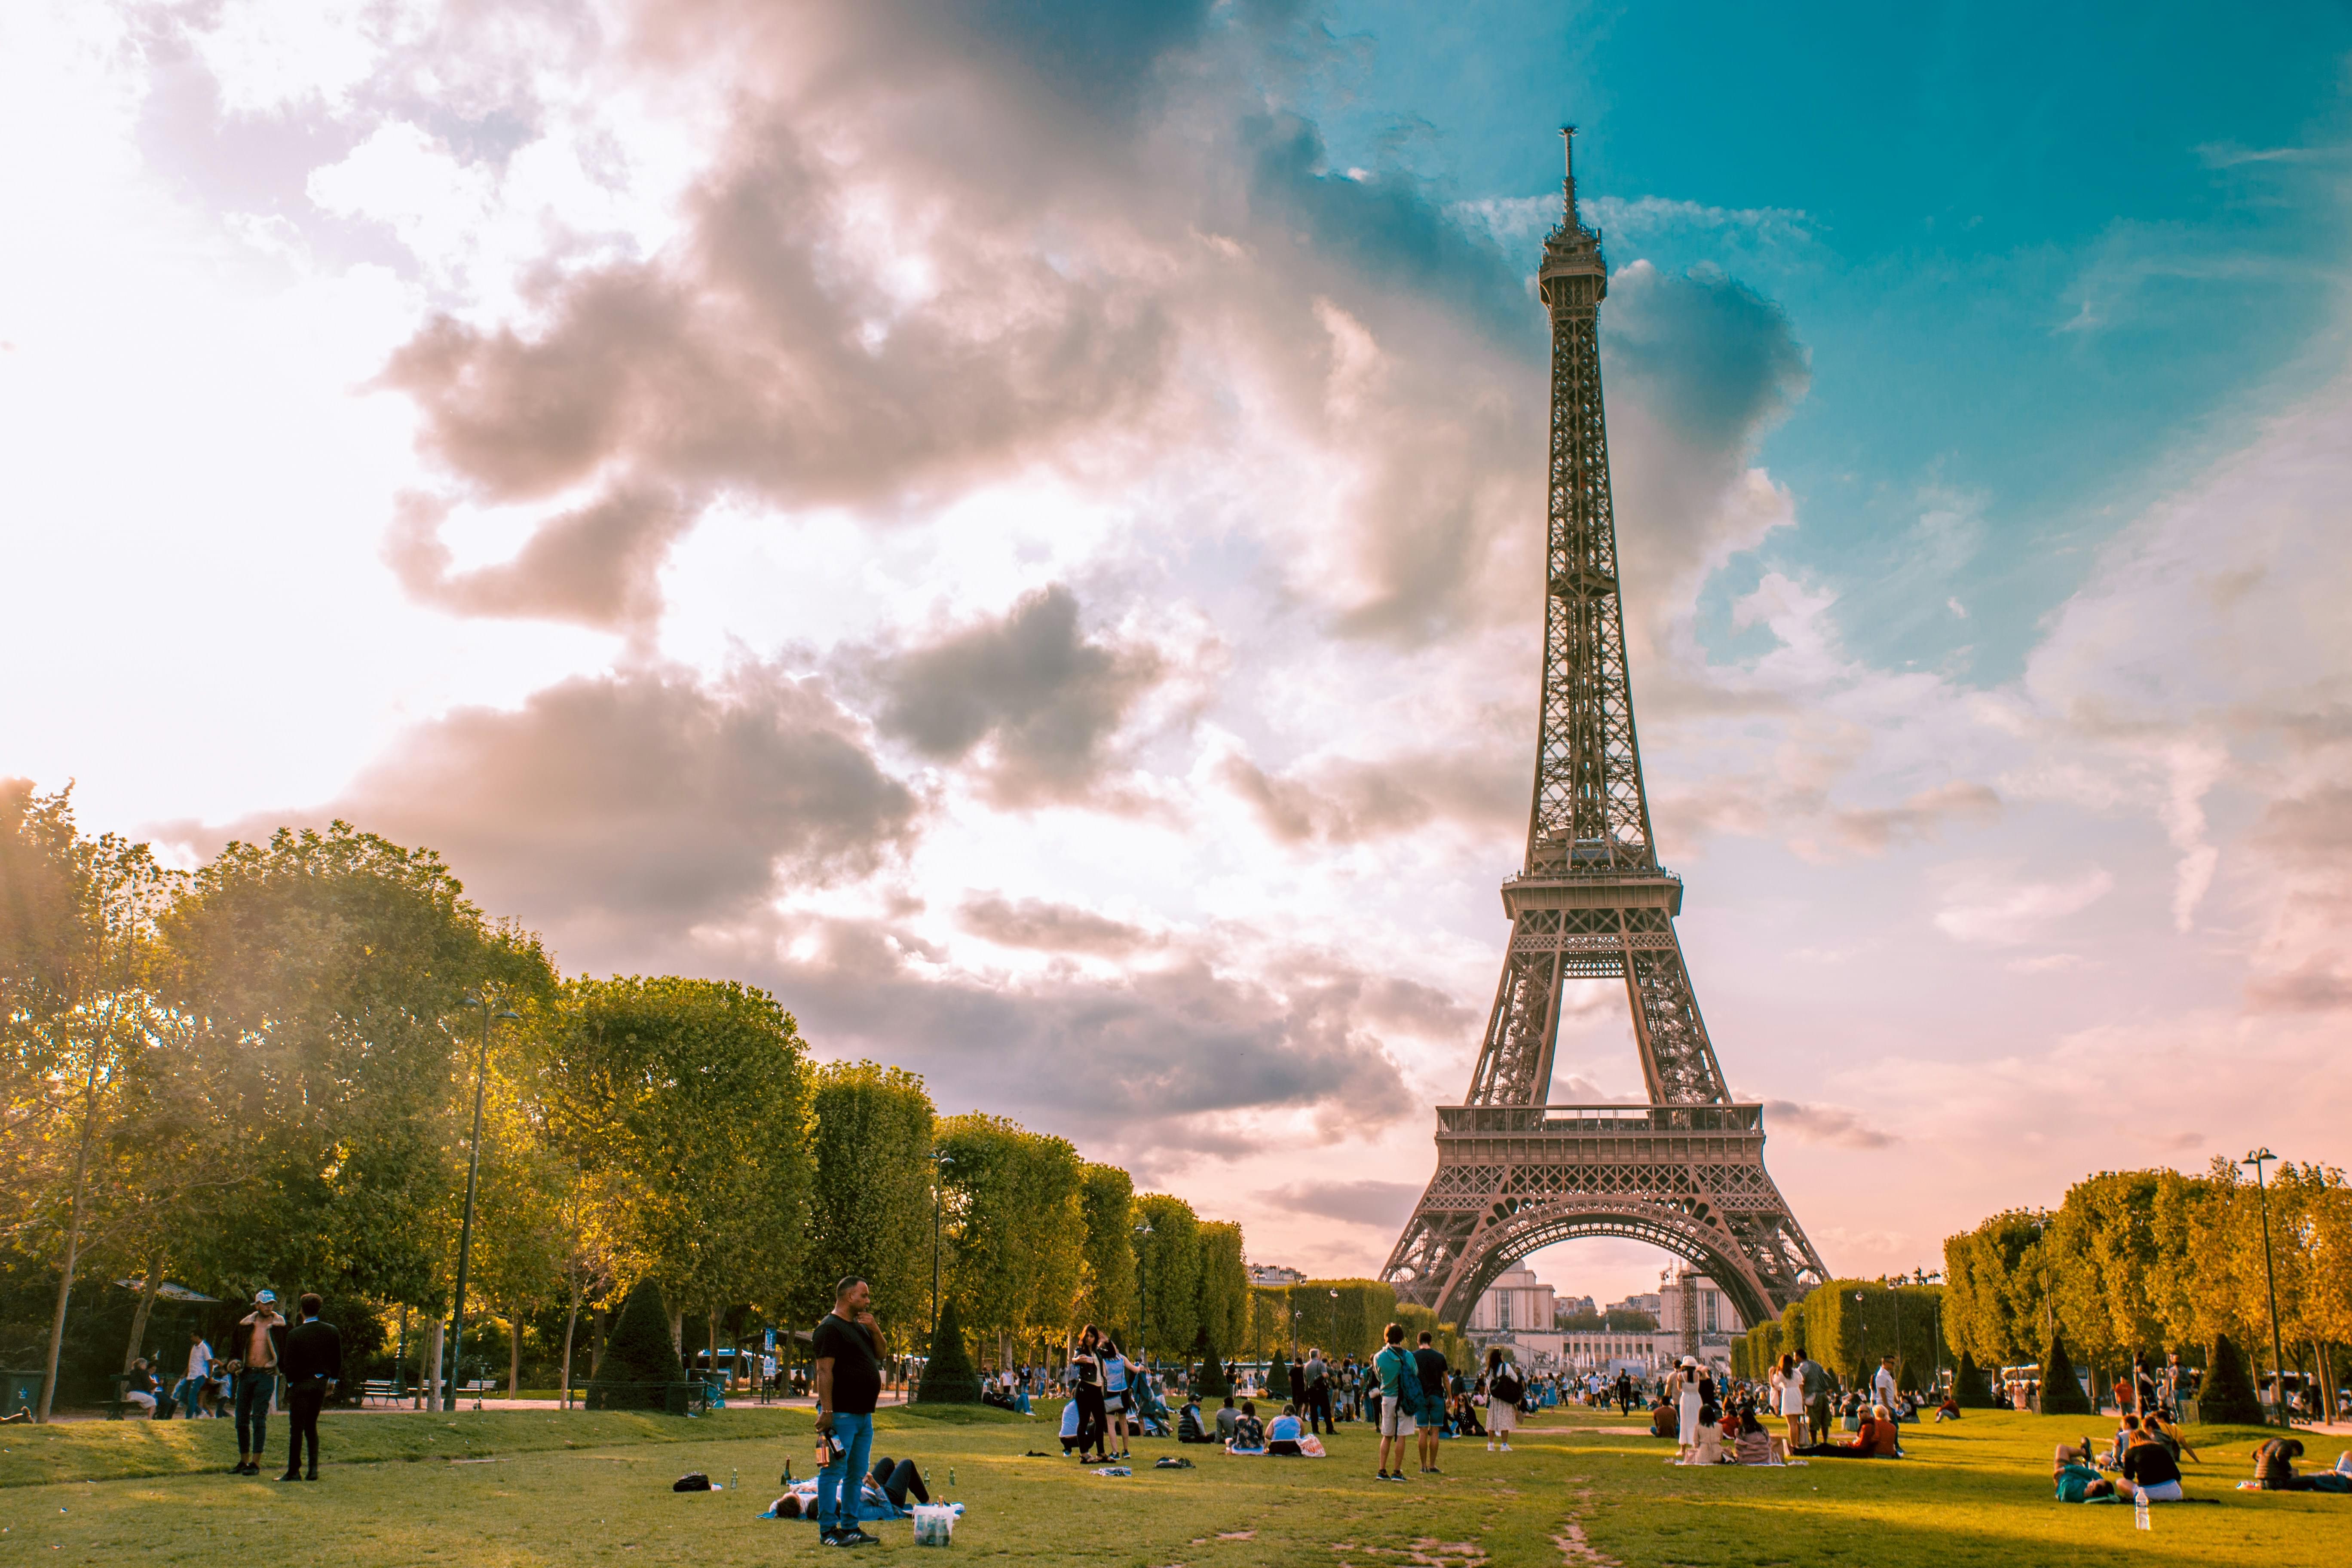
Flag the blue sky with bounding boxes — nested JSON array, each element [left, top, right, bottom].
[[1304, 0, 2352, 679], [2, 0, 2348, 1305]]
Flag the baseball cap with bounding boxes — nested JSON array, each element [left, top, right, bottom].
[[254, 1289, 278, 1306]]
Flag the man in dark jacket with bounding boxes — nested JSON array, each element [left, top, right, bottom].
[[279, 1293, 342, 1481]]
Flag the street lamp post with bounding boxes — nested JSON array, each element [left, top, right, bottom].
[[445, 996, 518, 1411], [929, 1152, 956, 1345], [1132, 1220, 1154, 1366], [2244, 1148, 2290, 1428]]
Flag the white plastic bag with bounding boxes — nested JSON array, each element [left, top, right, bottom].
[[913, 1504, 956, 1547]]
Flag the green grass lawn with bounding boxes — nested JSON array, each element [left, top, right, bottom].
[[2, 1400, 2346, 1566]]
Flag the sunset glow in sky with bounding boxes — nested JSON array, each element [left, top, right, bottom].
[[5, 1, 2350, 1308]]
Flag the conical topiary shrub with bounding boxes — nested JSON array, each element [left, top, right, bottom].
[[1267, 1353, 1291, 1400], [1954, 1353, 1994, 1408], [916, 1298, 982, 1404], [1192, 1333, 1228, 1398], [2038, 1327, 2092, 1415], [2200, 1335, 2262, 1424], [588, 1278, 684, 1410]]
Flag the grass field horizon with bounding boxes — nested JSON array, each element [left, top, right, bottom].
[[5, 1400, 2347, 1565]]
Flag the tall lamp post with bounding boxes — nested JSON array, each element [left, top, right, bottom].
[[445, 996, 518, 1411], [928, 1151, 956, 1345], [1132, 1220, 1154, 1367], [1914, 1269, 1945, 1391], [2244, 1148, 2290, 1427]]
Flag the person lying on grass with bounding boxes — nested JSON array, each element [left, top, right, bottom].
[[2055, 1444, 2121, 1503], [1795, 1404, 1902, 1458]]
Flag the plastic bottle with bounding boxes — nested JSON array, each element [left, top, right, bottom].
[[948, 1468, 956, 1490], [730, 1467, 738, 1493], [2134, 1489, 2150, 1531]]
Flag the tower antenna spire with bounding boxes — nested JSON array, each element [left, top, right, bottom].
[[1561, 124, 1577, 224]]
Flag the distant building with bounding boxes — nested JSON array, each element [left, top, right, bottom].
[[1563, 1269, 1744, 1378], [1247, 1264, 1306, 1287], [1554, 1294, 1599, 1323], [1465, 1263, 1563, 1368]]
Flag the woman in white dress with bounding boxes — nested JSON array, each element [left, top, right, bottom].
[[1673, 1357, 1704, 1457], [1776, 1352, 1807, 1452]]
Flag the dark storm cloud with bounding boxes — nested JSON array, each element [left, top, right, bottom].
[[958, 894, 1157, 956], [716, 913, 1420, 1151], [1218, 747, 1519, 845], [193, 664, 916, 937], [384, 487, 695, 631], [856, 585, 1167, 805], [1604, 263, 1810, 447], [1260, 1178, 1422, 1229]]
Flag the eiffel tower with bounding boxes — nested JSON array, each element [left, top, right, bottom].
[[1382, 130, 1825, 1332]]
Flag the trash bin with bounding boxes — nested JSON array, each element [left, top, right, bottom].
[[2, 1369, 45, 1419]]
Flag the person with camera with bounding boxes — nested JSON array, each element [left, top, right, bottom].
[[812, 1278, 885, 1548]]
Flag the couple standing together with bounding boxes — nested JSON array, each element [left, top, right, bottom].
[[1066, 1324, 1140, 1462], [1371, 1324, 1454, 1481]]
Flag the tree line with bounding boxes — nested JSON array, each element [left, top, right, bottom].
[[1727, 1158, 2351, 1417], [1940, 1160, 2351, 1413], [0, 785, 1257, 1415]]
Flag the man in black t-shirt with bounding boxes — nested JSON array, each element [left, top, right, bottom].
[[1412, 1332, 1449, 1473], [813, 1278, 885, 1546]]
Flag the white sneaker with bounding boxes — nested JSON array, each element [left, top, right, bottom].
[[1499, 1443, 1512, 1452], [1485, 1442, 1495, 1452]]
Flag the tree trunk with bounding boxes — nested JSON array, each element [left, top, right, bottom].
[[508, 1303, 522, 1398], [123, 1252, 166, 1375], [706, 1308, 719, 1388], [669, 1308, 684, 1354], [423, 1319, 445, 1410], [591, 1306, 606, 1377], [37, 1050, 108, 1422], [560, 1279, 582, 1411]]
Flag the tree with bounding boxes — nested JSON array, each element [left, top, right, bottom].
[[1075, 1163, 1135, 1337], [935, 1115, 1084, 1351], [796, 1063, 934, 1335], [1, 784, 181, 1420], [917, 1296, 982, 1404], [1133, 1193, 1200, 1357], [1953, 1353, 1994, 1408], [1267, 1351, 1291, 1399], [538, 976, 812, 1352], [1193, 1329, 1229, 1397], [1194, 1222, 1250, 1356], [2039, 1325, 2092, 1415], [2200, 1333, 2262, 1424], [588, 1277, 684, 1409]]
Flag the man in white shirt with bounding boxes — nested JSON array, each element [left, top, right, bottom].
[[1873, 1358, 1899, 1416], [176, 1332, 214, 1418]]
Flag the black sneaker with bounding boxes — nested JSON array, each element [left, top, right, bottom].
[[819, 1529, 847, 1547], [841, 1528, 882, 1547]]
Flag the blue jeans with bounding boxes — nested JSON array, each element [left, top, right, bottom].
[[235, 1371, 276, 1455], [172, 1377, 204, 1418], [816, 1412, 873, 1533]]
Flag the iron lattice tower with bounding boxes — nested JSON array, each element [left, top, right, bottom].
[[1381, 131, 1826, 1332]]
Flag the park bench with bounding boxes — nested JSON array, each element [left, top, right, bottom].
[[360, 1379, 403, 1406], [459, 1379, 496, 1408]]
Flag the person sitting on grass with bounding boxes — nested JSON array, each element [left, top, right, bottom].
[[1215, 1395, 1240, 1444], [1678, 1405, 1724, 1465], [1796, 1404, 1902, 1458], [1648, 1394, 1678, 1440], [2119, 1426, 2185, 1503], [1731, 1403, 1776, 1465], [1178, 1396, 1213, 1444], [2055, 1443, 2121, 1502], [2141, 1409, 2199, 1465], [1934, 1390, 1962, 1422], [2253, 1436, 2307, 1491], [1227, 1400, 1267, 1453], [1059, 1398, 1084, 1455], [1267, 1404, 1306, 1456]]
